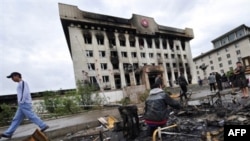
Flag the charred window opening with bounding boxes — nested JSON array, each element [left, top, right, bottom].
[[87, 63, 95, 70], [129, 35, 135, 47], [96, 33, 104, 45], [162, 39, 167, 49], [114, 75, 121, 89], [131, 52, 137, 58], [135, 74, 141, 85], [140, 53, 145, 58], [146, 38, 152, 48], [110, 51, 119, 69], [171, 54, 175, 58], [139, 37, 144, 49], [125, 74, 131, 86], [157, 53, 161, 59], [164, 54, 168, 59], [173, 63, 176, 68], [123, 63, 132, 73], [119, 34, 126, 46], [149, 53, 154, 58], [101, 63, 107, 70], [102, 76, 109, 82], [155, 38, 160, 49], [176, 45, 180, 50], [86, 50, 93, 57], [169, 39, 174, 51], [121, 52, 127, 58], [83, 31, 92, 44], [181, 40, 186, 50], [133, 63, 139, 70], [99, 51, 106, 58], [107, 32, 116, 48]]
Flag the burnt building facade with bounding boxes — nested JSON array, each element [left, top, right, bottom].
[[59, 3, 195, 90]]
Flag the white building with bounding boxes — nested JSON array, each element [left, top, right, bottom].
[[193, 24, 250, 79], [59, 3, 195, 90]]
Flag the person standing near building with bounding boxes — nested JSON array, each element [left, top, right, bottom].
[[208, 73, 216, 92], [178, 73, 189, 101], [234, 62, 249, 98], [0, 72, 49, 139], [215, 72, 223, 91]]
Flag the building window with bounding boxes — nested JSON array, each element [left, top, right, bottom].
[[102, 76, 109, 82], [220, 70, 224, 73], [235, 43, 239, 48], [173, 63, 176, 67], [238, 57, 242, 62], [226, 54, 231, 58], [162, 39, 167, 49], [139, 37, 144, 49], [121, 52, 127, 58], [183, 55, 187, 59], [101, 63, 107, 70], [107, 32, 116, 47], [228, 60, 232, 65], [149, 53, 154, 58], [225, 48, 228, 52], [140, 53, 145, 58], [177, 54, 181, 59], [129, 35, 135, 47], [218, 57, 222, 61], [211, 66, 214, 70], [96, 33, 104, 45], [164, 54, 168, 59], [221, 37, 228, 45], [83, 31, 92, 44], [88, 63, 95, 70], [157, 53, 161, 59], [131, 52, 137, 58], [217, 51, 220, 55], [236, 29, 245, 38], [236, 50, 241, 55], [208, 55, 211, 59], [99, 51, 106, 58], [197, 71, 199, 74], [155, 39, 160, 49], [171, 54, 175, 58], [210, 60, 213, 64], [214, 41, 221, 48], [146, 38, 152, 48], [119, 34, 126, 46], [176, 45, 180, 50], [89, 76, 97, 84], [86, 50, 93, 57], [228, 33, 235, 42], [219, 63, 223, 68]]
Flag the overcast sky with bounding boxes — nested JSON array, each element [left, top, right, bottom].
[[1, 0, 250, 95]]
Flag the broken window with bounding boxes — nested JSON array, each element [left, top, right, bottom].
[[173, 63, 176, 67], [162, 39, 167, 49], [176, 45, 180, 50], [149, 53, 154, 58], [178, 54, 181, 59], [86, 50, 93, 57], [87, 63, 95, 70], [183, 54, 187, 59], [102, 76, 109, 82], [96, 32, 104, 45], [155, 38, 160, 49], [164, 54, 168, 59], [107, 32, 116, 48], [146, 38, 152, 48], [131, 52, 137, 58], [171, 54, 175, 58], [121, 52, 127, 58], [169, 39, 174, 51], [83, 31, 92, 44], [99, 51, 106, 58], [133, 63, 138, 70], [114, 75, 121, 88], [140, 53, 145, 58], [129, 35, 135, 47], [110, 51, 119, 69], [89, 76, 97, 84], [101, 63, 107, 70], [119, 34, 126, 46], [157, 53, 161, 59], [139, 37, 144, 49], [123, 63, 132, 72], [181, 40, 186, 50]]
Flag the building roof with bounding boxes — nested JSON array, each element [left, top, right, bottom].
[[58, 3, 194, 57]]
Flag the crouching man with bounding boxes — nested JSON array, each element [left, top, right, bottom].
[[143, 81, 181, 136]]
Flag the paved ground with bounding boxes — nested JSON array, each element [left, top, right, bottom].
[[0, 86, 249, 141]]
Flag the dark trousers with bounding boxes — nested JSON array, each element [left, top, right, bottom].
[[209, 83, 216, 91], [180, 85, 188, 100], [217, 81, 223, 91]]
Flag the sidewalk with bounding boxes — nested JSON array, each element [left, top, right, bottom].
[[0, 87, 249, 141]]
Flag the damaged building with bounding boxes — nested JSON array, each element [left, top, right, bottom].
[[59, 3, 195, 90]]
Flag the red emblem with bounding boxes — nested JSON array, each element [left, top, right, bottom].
[[141, 19, 149, 28]]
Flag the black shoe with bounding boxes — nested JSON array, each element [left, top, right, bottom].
[[41, 125, 49, 132], [1, 133, 12, 139]]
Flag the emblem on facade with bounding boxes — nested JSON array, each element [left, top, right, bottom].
[[141, 19, 149, 28]]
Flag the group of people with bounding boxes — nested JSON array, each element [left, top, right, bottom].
[[207, 61, 249, 98]]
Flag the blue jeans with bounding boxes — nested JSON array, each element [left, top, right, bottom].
[[4, 102, 47, 136]]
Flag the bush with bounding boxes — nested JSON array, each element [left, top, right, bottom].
[[138, 90, 150, 103], [0, 103, 16, 126]]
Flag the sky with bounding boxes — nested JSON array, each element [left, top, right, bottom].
[[1, 0, 250, 95]]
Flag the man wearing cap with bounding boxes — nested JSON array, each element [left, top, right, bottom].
[[0, 72, 49, 139]]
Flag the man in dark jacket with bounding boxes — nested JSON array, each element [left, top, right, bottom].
[[143, 81, 181, 135], [178, 73, 189, 101]]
